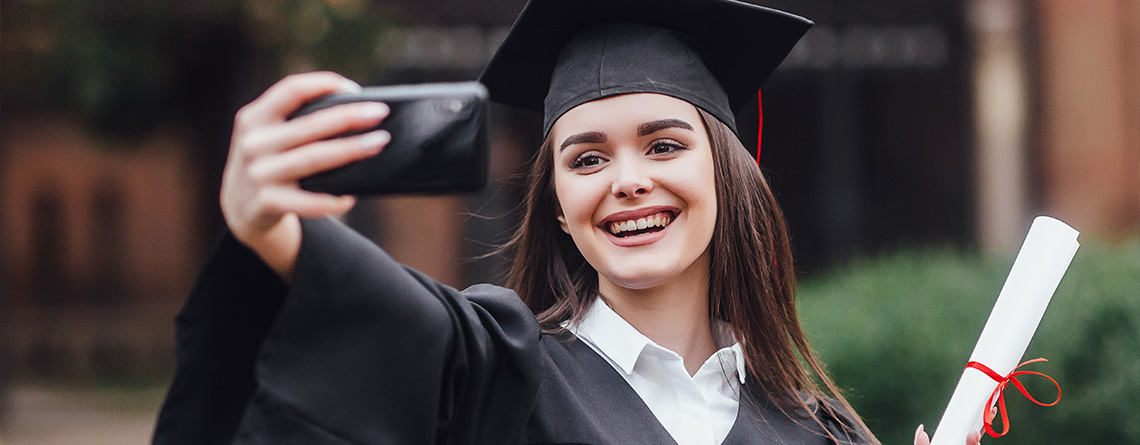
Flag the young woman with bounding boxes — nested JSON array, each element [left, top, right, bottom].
[[153, 1, 983, 444]]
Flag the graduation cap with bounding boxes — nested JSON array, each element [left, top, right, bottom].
[[479, 0, 812, 159]]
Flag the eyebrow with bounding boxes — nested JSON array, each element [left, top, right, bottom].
[[638, 118, 695, 136], [557, 119, 695, 153], [559, 131, 607, 152]]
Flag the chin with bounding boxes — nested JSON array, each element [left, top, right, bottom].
[[603, 274, 669, 291], [596, 260, 692, 292]]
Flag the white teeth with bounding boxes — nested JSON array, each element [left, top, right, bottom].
[[607, 212, 674, 235]]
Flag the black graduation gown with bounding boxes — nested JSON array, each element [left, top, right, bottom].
[[153, 218, 868, 445]]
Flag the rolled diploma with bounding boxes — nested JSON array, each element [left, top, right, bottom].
[[929, 216, 1079, 445]]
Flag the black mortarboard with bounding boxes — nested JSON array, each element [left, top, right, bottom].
[[479, 0, 812, 153]]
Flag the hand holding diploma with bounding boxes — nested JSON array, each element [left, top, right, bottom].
[[915, 424, 982, 445], [926, 216, 1079, 444]]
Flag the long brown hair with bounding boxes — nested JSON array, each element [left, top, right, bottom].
[[503, 105, 877, 443]]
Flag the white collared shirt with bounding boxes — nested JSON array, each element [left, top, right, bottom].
[[566, 298, 746, 445]]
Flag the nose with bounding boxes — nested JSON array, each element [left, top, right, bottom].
[[610, 157, 654, 199]]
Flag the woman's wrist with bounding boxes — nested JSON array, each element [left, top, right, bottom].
[[238, 214, 302, 282]]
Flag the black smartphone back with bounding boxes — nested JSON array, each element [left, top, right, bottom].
[[290, 82, 489, 195]]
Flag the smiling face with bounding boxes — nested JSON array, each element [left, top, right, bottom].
[[550, 93, 717, 294]]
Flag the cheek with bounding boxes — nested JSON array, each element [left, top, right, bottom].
[[552, 172, 598, 229], [701, 163, 718, 210], [684, 152, 719, 231]]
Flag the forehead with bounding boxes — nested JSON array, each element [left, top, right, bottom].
[[550, 93, 704, 139]]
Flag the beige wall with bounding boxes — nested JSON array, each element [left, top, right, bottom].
[[372, 195, 468, 287], [1037, 0, 1140, 238]]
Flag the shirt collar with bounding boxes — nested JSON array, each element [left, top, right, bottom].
[[567, 297, 747, 383], [714, 323, 749, 384], [568, 297, 651, 376]]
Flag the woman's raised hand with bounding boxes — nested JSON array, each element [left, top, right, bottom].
[[220, 72, 390, 280], [913, 424, 983, 445]]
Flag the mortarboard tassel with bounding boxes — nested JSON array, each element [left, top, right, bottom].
[[756, 89, 763, 164]]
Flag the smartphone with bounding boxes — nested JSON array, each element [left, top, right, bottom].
[[289, 82, 489, 195]]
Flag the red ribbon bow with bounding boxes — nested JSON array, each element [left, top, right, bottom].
[[965, 358, 1062, 438]]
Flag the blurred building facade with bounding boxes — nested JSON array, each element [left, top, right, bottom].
[[0, 0, 1136, 380], [1, 117, 199, 375]]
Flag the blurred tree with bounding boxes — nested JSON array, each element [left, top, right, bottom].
[[1, 0, 390, 140]]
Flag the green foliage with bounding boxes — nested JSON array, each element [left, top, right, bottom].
[[1, 0, 389, 137], [2, 0, 189, 135], [252, 0, 391, 81], [798, 237, 1140, 444]]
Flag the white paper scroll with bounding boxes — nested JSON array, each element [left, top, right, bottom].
[[929, 216, 1079, 445]]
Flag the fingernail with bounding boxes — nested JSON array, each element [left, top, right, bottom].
[[914, 424, 924, 442], [360, 131, 390, 150], [361, 103, 388, 120], [339, 79, 362, 93]]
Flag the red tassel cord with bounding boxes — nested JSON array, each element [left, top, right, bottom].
[[756, 89, 763, 164]]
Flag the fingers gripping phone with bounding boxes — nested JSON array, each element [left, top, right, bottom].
[[290, 82, 489, 195]]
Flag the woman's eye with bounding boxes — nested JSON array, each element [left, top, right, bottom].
[[569, 154, 604, 170], [649, 140, 686, 155]]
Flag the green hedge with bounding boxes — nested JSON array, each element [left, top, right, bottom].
[[798, 237, 1140, 444]]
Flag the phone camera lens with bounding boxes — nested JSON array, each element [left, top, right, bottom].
[[447, 99, 464, 113]]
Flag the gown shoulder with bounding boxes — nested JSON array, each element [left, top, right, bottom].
[[155, 218, 542, 445]]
